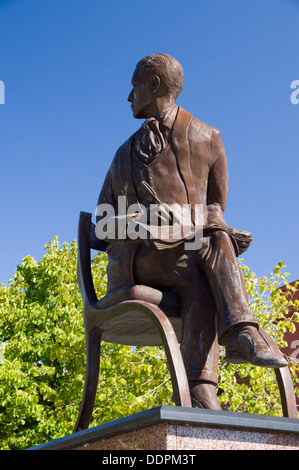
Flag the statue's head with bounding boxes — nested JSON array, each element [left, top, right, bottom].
[[128, 53, 184, 119]]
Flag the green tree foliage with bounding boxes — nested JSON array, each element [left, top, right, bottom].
[[217, 261, 299, 414], [0, 238, 298, 449]]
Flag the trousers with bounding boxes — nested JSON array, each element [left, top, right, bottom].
[[132, 230, 257, 385]]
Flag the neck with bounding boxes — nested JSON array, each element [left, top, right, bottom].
[[151, 96, 176, 120]]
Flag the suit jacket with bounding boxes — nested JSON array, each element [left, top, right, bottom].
[[97, 106, 230, 292]]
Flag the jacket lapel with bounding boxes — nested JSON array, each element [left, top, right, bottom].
[[172, 107, 197, 224], [116, 107, 197, 221]]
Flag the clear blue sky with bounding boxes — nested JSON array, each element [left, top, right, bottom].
[[0, 0, 298, 285]]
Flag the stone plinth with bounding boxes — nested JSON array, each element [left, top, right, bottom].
[[28, 406, 299, 451]]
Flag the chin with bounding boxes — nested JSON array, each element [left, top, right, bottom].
[[133, 110, 145, 119]]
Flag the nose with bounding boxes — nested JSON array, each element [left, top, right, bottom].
[[128, 88, 133, 102]]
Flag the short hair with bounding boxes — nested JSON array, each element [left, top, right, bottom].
[[136, 53, 184, 99]]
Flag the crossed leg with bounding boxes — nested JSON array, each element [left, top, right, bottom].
[[133, 230, 286, 409]]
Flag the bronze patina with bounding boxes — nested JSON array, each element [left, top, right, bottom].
[[95, 53, 287, 410]]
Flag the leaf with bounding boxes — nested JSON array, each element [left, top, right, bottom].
[[1, 239, 298, 449]]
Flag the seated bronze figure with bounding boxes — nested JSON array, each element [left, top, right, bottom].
[[95, 53, 287, 411]]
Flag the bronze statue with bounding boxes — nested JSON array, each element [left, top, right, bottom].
[[96, 53, 287, 410]]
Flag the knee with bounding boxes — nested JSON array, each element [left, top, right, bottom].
[[212, 230, 231, 246], [211, 230, 236, 255]]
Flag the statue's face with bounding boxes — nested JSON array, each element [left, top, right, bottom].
[[128, 66, 153, 119]]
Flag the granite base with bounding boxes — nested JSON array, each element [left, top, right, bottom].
[[29, 406, 299, 451]]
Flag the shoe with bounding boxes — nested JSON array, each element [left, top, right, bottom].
[[223, 325, 288, 368], [189, 381, 222, 410]]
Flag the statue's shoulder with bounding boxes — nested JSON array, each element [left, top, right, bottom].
[[176, 107, 221, 143], [188, 113, 221, 143], [115, 133, 136, 156], [109, 132, 136, 168]]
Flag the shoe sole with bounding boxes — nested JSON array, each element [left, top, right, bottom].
[[226, 351, 288, 368]]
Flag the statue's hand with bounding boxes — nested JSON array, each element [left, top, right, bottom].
[[228, 228, 253, 255]]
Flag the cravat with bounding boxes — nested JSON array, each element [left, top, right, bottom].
[[134, 118, 166, 163]]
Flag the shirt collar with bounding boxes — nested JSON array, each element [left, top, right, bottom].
[[156, 105, 178, 130]]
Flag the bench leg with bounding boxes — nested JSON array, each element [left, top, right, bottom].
[[73, 326, 103, 432], [259, 328, 297, 418], [275, 367, 298, 418], [141, 302, 192, 408]]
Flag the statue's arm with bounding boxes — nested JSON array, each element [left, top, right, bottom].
[[95, 170, 119, 241], [207, 130, 229, 227], [95, 168, 140, 243], [207, 130, 252, 254], [96, 170, 115, 218]]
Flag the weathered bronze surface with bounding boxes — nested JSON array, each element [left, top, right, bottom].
[[74, 54, 296, 432]]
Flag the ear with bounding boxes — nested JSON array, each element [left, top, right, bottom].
[[151, 75, 160, 94]]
